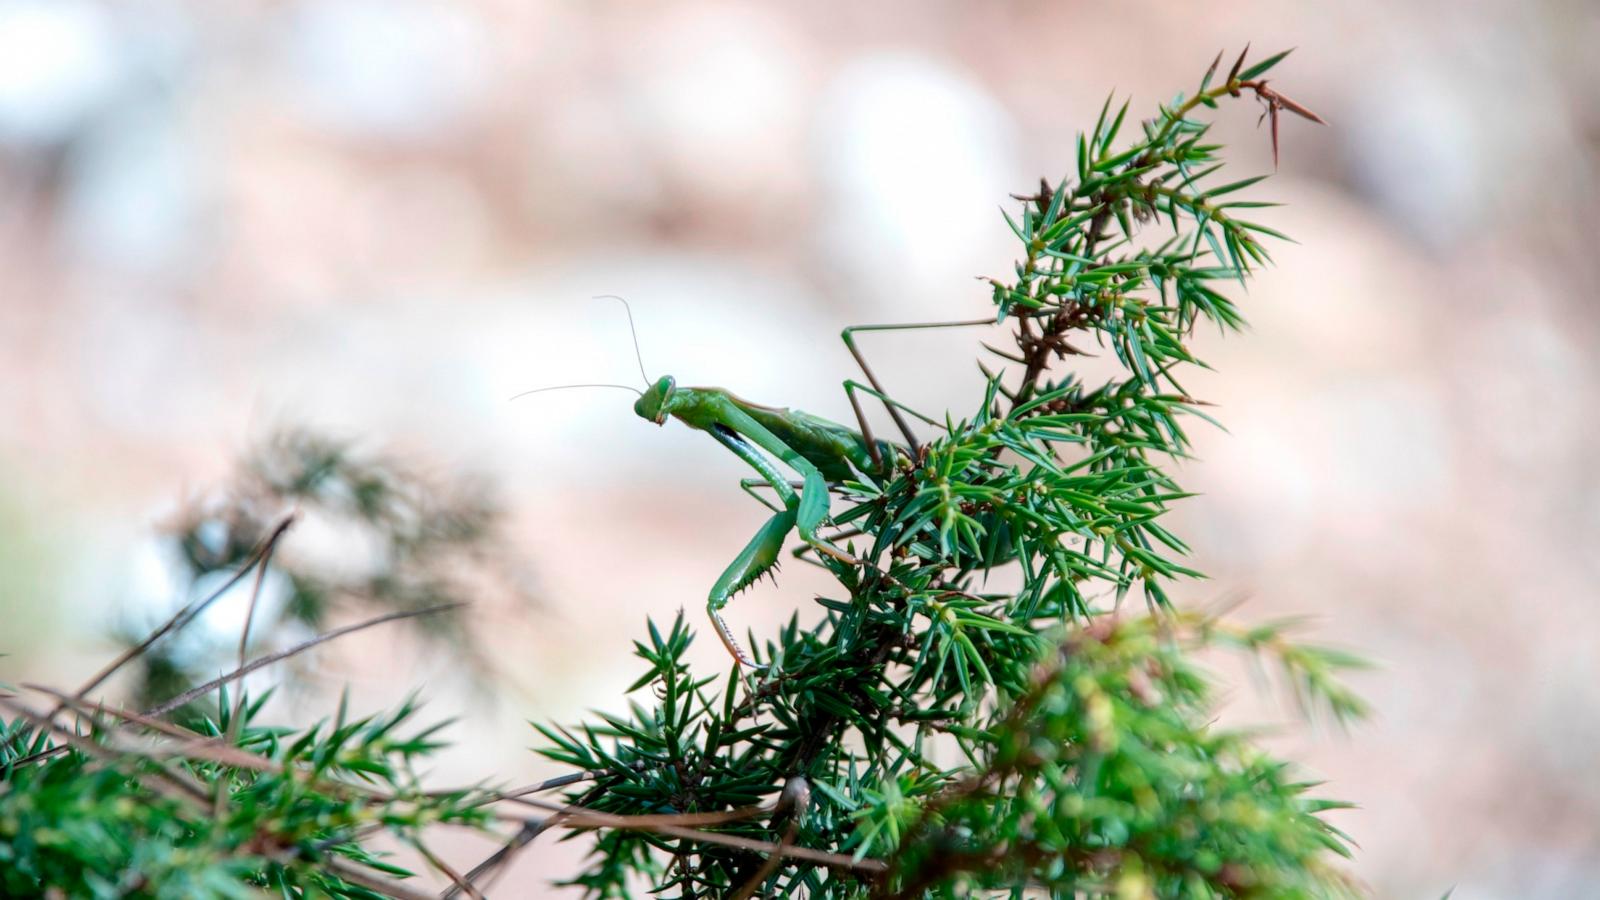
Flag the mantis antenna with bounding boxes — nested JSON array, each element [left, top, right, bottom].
[[509, 383, 643, 401], [511, 295, 653, 400], [592, 294, 652, 389]]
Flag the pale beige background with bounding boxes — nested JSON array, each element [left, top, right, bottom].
[[2, 1, 1597, 896]]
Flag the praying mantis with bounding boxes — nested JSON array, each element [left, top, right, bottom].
[[520, 298, 996, 667]]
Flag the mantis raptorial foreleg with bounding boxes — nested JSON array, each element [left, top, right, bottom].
[[708, 428, 800, 665]]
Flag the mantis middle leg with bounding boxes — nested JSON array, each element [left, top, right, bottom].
[[739, 477, 803, 514], [840, 318, 1004, 457]]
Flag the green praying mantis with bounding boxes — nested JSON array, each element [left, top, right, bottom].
[[518, 297, 996, 667], [630, 376, 886, 666]]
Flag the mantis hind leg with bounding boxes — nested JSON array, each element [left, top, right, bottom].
[[840, 318, 1007, 453]]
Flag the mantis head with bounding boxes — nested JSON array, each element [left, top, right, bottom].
[[634, 375, 677, 424]]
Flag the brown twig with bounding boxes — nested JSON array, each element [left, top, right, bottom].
[[7, 601, 464, 769], [411, 838, 484, 900], [226, 516, 284, 742], [146, 602, 465, 717], [448, 770, 600, 805], [517, 795, 885, 874], [0, 695, 211, 808], [443, 815, 554, 898], [217, 528, 285, 818], [323, 858, 440, 900], [730, 776, 813, 899], [50, 513, 297, 724]]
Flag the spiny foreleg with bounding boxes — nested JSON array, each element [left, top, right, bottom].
[[708, 427, 801, 667], [706, 504, 795, 668]]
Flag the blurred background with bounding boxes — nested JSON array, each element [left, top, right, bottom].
[[2, 0, 1597, 896]]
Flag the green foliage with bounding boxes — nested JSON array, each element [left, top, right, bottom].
[[531, 49, 1364, 898], [0, 691, 493, 898], [882, 616, 1359, 898]]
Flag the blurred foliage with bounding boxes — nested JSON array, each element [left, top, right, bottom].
[[0, 428, 534, 896], [122, 428, 535, 715], [1, 690, 494, 898], [530, 49, 1365, 898]]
